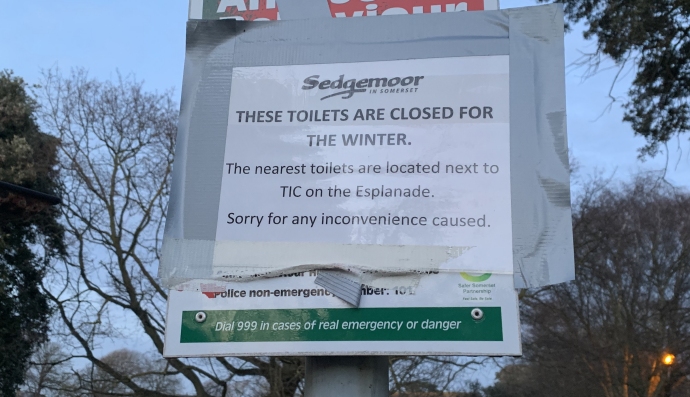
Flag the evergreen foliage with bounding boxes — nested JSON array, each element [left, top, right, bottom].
[[0, 71, 64, 396]]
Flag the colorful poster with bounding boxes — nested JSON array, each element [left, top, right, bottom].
[[189, 0, 499, 20]]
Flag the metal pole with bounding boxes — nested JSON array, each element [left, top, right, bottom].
[[0, 180, 61, 205], [304, 356, 389, 397]]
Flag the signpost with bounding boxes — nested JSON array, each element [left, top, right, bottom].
[[161, 2, 572, 395]]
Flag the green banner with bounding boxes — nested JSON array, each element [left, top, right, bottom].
[[181, 307, 502, 343]]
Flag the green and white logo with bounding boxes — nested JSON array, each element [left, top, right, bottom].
[[460, 272, 492, 282]]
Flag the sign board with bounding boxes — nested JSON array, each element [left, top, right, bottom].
[[165, 272, 519, 356], [164, 55, 521, 356], [189, 0, 500, 20], [161, 4, 573, 357]]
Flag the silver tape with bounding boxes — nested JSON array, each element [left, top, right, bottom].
[[314, 271, 362, 307], [160, 4, 574, 290]]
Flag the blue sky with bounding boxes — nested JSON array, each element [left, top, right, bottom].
[[1, 0, 688, 188]]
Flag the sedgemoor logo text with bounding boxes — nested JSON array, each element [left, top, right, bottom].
[[302, 74, 425, 100]]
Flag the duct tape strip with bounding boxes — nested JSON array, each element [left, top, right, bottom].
[[314, 271, 362, 307], [508, 5, 573, 288], [160, 4, 574, 291]]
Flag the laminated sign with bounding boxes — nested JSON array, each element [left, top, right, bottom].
[[161, 3, 573, 357]]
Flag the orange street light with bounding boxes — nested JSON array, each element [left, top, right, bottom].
[[662, 353, 675, 366]]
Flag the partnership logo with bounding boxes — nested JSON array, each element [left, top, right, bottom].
[[460, 272, 492, 282]]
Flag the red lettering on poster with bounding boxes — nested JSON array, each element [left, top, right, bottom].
[[215, 0, 489, 21], [217, 0, 279, 21], [329, 0, 487, 18]]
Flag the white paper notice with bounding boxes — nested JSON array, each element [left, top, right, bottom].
[[215, 56, 512, 275]]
